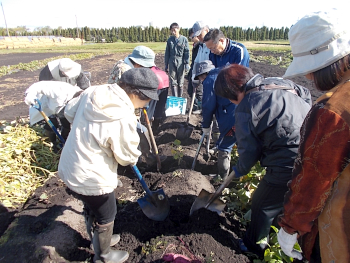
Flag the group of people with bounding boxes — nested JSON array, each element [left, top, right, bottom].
[[23, 8, 350, 263]]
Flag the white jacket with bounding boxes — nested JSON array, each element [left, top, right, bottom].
[[58, 84, 141, 196], [191, 43, 211, 84], [25, 81, 81, 125]]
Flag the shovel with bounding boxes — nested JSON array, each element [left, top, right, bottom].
[[131, 165, 170, 221], [142, 108, 161, 171], [176, 87, 196, 140], [32, 99, 65, 146], [189, 170, 236, 215], [191, 132, 206, 170]]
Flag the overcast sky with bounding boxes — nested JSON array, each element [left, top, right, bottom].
[[0, 0, 344, 31]]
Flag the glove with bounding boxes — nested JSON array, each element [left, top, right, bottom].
[[24, 93, 37, 106], [277, 228, 303, 260], [185, 64, 190, 73], [202, 127, 211, 136]]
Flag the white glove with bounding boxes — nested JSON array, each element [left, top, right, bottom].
[[24, 93, 37, 106], [185, 64, 190, 73], [277, 228, 303, 260], [202, 127, 211, 136]]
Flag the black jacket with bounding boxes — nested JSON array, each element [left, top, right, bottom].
[[233, 74, 312, 184]]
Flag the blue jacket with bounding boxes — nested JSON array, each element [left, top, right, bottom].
[[209, 39, 250, 68], [202, 68, 236, 140]]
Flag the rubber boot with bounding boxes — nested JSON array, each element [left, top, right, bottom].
[[84, 207, 121, 249], [152, 118, 161, 134], [93, 221, 129, 263], [178, 86, 184, 97], [218, 150, 231, 181], [212, 132, 220, 145], [171, 85, 178, 97]]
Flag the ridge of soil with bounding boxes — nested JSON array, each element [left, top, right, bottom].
[[0, 50, 318, 263]]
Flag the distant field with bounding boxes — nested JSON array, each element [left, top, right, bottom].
[[0, 40, 291, 55]]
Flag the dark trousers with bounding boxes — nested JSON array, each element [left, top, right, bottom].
[[74, 191, 117, 225], [143, 88, 169, 121], [243, 178, 289, 257], [44, 116, 71, 140]]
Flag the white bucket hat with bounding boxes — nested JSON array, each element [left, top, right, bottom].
[[284, 9, 350, 78], [128, 46, 155, 68], [58, 58, 81, 78]]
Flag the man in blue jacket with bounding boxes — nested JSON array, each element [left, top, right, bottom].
[[204, 29, 250, 68], [194, 60, 237, 180]]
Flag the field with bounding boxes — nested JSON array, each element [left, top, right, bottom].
[[0, 42, 320, 263]]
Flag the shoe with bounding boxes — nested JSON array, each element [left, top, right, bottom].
[[192, 109, 202, 115], [238, 239, 248, 252]]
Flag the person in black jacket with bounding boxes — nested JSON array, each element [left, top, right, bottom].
[[214, 64, 312, 258], [187, 28, 202, 112]]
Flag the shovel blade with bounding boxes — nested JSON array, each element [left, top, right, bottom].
[[189, 189, 226, 216], [176, 125, 193, 140], [137, 188, 170, 221]]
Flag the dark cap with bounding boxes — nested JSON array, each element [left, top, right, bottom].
[[194, 60, 215, 80], [119, 68, 159, 100]]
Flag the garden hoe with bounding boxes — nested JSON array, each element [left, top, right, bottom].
[[131, 165, 170, 221], [176, 87, 196, 140], [142, 108, 161, 171], [189, 170, 236, 216], [32, 99, 65, 146]]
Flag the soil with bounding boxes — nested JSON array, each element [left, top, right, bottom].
[[0, 50, 319, 263]]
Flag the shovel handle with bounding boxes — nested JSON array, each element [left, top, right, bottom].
[[32, 99, 66, 145], [187, 88, 196, 121], [131, 165, 153, 197], [205, 170, 236, 208], [191, 132, 206, 170], [142, 108, 161, 171]]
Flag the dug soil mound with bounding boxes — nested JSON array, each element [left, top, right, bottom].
[[0, 50, 318, 262]]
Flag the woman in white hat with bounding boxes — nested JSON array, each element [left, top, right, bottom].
[[278, 9, 350, 262]]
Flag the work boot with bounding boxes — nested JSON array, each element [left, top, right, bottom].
[[93, 221, 129, 263], [84, 207, 121, 249], [171, 85, 178, 97], [178, 86, 184, 97], [218, 150, 231, 181]]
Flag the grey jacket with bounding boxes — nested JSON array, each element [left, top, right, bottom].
[[164, 35, 190, 68]]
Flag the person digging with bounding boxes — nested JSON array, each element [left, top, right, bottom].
[[194, 60, 237, 181]]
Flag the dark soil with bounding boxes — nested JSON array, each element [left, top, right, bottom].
[[0, 50, 319, 263]]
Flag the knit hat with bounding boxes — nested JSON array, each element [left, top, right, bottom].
[[194, 60, 215, 80], [119, 68, 159, 100], [58, 58, 81, 78], [128, 46, 156, 68], [284, 9, 350, 78]]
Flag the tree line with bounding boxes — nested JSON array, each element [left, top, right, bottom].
[[0, 25, 289, 42]]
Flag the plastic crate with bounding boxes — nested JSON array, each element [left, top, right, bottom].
[[165, 96, 187, 116]]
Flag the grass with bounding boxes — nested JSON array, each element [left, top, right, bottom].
[[0, 40, 290, 55]]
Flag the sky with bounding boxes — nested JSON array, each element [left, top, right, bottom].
[[0, 0, 345, 31]]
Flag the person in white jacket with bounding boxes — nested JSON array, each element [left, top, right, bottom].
[[58, 68, 159, 263], [24, 81, 82, 152]]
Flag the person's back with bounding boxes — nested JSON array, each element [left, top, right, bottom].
[[234, 75, 311, 183]]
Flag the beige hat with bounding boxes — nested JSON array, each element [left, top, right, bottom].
[[284, 9, 350, 78], [58, 58, 81, 78]]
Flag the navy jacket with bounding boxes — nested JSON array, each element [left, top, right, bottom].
[[233, 74, 312, 184], [202, 68, 236, 140], [209, 39, 250, 68]]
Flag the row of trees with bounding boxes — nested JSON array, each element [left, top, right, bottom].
[[0, 25, 289, 42]]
